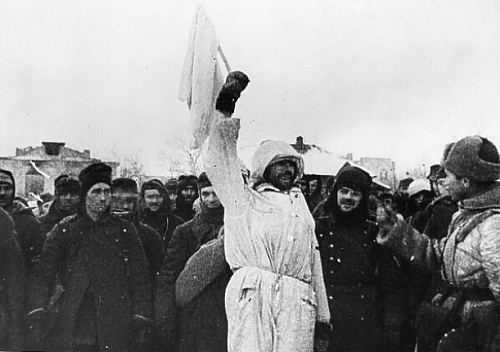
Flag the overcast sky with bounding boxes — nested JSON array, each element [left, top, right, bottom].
[[2, 0, 500, 176]]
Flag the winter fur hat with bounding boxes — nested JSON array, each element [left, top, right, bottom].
[[324, 166, 372, 218], [141, 179, 165, 196], [334, 166, 372, 193], [54, 175, 81, 195], [442, 135, 500, 182], [197, 172, 212, 191], [177, 175, 198, 192], [427, 165, 442, 182], [398, 177, 414, 190], [78, 163, 112, 197], [111, 178, 138, 194], [164, 178, 178, 192]]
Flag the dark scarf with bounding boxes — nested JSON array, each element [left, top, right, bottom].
[[140, 207, 169, 235], [199, 201, 224, 225]]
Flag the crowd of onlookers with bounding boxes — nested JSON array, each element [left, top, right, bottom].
[[0, 132, 499, 352], [0, 166, 205, 351]]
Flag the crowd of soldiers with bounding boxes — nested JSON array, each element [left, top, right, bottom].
[[0, 165, 208, 351], [2, 71, 500, 352], [1, 134, 500, 352]]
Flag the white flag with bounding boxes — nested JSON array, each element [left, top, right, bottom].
[[178, 5, 224, 149]]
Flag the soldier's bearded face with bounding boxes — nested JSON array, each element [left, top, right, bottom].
[[266, 160, 297, 191], [180, 187, 197, 204]]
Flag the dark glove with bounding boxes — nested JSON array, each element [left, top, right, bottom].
[[215, 71, 250, 115], [26, 311, 46, 350], [131, 317, 154, 352], [314, 321, 332, 352]]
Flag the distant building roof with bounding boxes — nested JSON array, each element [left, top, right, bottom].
[[290, 136, 391, 190]]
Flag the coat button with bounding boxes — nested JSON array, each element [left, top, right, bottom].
[[329, 244, 334, 248], [329, 257, 334, 261], [328, 296, 333, 300]]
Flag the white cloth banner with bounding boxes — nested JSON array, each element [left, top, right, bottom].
[[178, 5, 224, 149]]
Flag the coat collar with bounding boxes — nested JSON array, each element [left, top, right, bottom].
[[460, 182, 500, 211]]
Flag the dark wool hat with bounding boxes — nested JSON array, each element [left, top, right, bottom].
[[398, 177, 414, 189], [141, 179, 165, 195], [164, 178, 178, 192], [54, 174, 81, 194], [335, 166, 372, 193], [0, 169, 14, 185], [441, 142, 455, 166], [78, 162, 113, 196], [178, 175, 198, 191], [443, 135, 500, 182], [427, 164, 442, 181], [112, 178, 138, 194], [197, 172, 212, 190]]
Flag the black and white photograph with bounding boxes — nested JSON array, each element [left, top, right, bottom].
[[1, 1, 500, 351]]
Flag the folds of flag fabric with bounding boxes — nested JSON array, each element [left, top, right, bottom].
[[178, 5, 224, 149]]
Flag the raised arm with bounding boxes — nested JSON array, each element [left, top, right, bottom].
[[205, 71, 250, 215]]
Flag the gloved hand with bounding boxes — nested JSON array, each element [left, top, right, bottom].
[[131, 317, 154, 352], [215, 71, 250, 116], [314, 321, 332, 352], [26, 311, 46, 350]]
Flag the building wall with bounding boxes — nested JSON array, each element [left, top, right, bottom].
[[358, 157, 396, 189], [0, 143, 119, 198], [0, 159, 119, 197]]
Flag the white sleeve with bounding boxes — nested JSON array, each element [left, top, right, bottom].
[[205, 113, 249, 215]]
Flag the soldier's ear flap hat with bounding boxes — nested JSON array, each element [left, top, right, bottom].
[[111, 178, 138, 194], [54, 175, 81, 195], [78, 162, 113, 196], [140, 179, 165, 197], [334, 166, 372, 194], [442, 136, 500, 182], [197, 172, 212, 191]]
